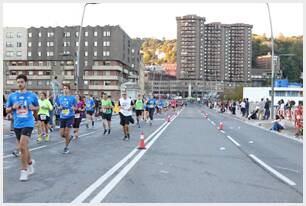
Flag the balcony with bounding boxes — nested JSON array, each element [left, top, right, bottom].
[[8, 65, 51, 70], [8, 75, 51, 80], [88, 85, 120, 90], [83, 76, 120, 81], [63, 66, 75, 70], [92, 65, 123, 72], [64, 75, 75, 80]]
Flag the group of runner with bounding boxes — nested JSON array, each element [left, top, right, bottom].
[[5, 74, 179, 182]]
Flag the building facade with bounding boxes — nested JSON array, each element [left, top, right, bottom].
[[3, 26, 142, 99], [176, 15, 253, 84]]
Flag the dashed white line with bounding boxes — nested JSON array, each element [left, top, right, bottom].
[[211, 121, 216, 125], [249, 154, 296, 186], [226, 135, 241, 147], [220, 130, 226, 134]]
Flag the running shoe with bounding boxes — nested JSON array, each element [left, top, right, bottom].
[[27, 159, 35, 175], [20, 170, 28, 181], [62, 147, 70, 154]]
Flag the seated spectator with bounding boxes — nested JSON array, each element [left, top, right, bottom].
[[271, 114, 285, 132]]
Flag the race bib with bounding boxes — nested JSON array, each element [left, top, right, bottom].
[[16, 107, 29, 118], [40, 115, 47, 120], [75, 113, 80, 118], [62, 109, 70, 116]]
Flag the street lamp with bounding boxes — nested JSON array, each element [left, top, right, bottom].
[[76, 2, 99, 93], [266, 2, 276, 120]]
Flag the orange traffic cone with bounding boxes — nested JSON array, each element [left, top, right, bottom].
[[219, 122, 224, 130], [138, 131, 146, 149], [167, 115, 171, 122]]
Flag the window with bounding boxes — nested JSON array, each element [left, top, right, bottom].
[[84, 81, 88, 85], [47, 42, 54, 47], [38, 42, 41, 47], [103, 31, 111, 36], [104, 81, 111, 86], [6, 42, 13, 47], [132, 49, 135, 53], [47, 32, 54, 37], [6, 32, 14, 38], [28, 42, 32, 47], [103, 41, 110, 46], [39, 61, 44, 66], [103, 51, 110, 56], [85, 41, 88, 46], [38, 51, 41, 56], [65, 32, 70, 37], [6, 51, 14, 57], [94, 31, 98, 36], [38, 32, 42, 37], [85, 31, 88, 37], [76, 42, 79, 46], [28, 52, 32, 57], [17, 33, 22, 38], [75, 32, 79, 37], [47, 51, 54, 57], [85, 51, 88, 57], [16, 51, 22, 57], [94, 51, 98, 57], [38, 81, 43, 86], [64, 41, 70, 47], [28, 33, 32, 37], [94, 41, 98, 47], [85, 61, 88, 66]]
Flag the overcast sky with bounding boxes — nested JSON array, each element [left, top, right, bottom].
[[3, 2, 303, 39]]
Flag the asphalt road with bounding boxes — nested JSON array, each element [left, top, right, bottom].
[[3, 104, 303, 203]]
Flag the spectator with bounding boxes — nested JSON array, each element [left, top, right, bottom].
[[278, 99, 285, 117], [245, 98, 250, 118], [271, 114, 285, 132], [257, 98, 265, 120], [231, 101, 236, 115], [240, 99, 246, 117], [264, 98, 270, 120]]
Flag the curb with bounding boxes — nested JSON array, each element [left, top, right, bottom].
[[211, 108, 303, 144]]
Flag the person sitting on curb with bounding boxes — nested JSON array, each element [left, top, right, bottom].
[[271, 114, 285, 132]]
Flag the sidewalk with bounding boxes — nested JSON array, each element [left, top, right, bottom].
[[212, 107, 303, 143]]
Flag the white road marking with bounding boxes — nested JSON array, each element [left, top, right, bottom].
[[71, 115, 174, 203], [220, 130, 226, 134], [89, 114, 179, 203], [219, 147, 226, 151], [229, 126, 234, 130], [249, 141, 254, 144], [211, 121, 216, 125], [272, 166, 300, 174], [207, 118, 210, 121], [160, 170, 169, 174], [249, 154, 296, 186], [226, 135, 241, 147], [3, 145, 47, 159]]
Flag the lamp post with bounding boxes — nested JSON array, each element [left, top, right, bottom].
[[76, 2, 99, 93], [266, 2, 275, 119]]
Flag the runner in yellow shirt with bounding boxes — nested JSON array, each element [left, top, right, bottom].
[[37, 92, 53, 143]]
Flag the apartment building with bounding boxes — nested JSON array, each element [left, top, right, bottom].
[[3, 25, 142, 98]]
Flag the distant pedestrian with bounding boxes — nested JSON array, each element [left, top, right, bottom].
[[264, 98, 270, 120]]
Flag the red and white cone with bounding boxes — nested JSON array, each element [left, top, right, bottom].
[[166, 115, 171, 123], [138, 131, 146, 149], [219, 122, 224, 130]]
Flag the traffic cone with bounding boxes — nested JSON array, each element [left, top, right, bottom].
[[138, 131, 146, 149], [219, 122, 224, 130], [166, 115, 171, 123]]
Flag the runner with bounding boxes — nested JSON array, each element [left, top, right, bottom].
[[5, 74, 39, 181], [72, 94, 85, 141], [56, 84, 77, 154], [101, 93, 113, 135], [147, 95, 156, 126], [37, 92, 53, 143], [170, 98, 177, 113], [143, 96, 149, 122], [85, 94, 95, 128], [134, 94, 144, 128], [48, 94, 55, 132], [118, 91, 134, 140]]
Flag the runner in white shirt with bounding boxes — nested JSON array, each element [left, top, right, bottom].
[[118, 91, 134, 140]]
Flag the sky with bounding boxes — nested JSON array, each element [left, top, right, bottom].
[[2, 2, 303, 39]]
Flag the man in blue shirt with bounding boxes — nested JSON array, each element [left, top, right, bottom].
[[56, 84, 77, 154], [85, 94, 95, 128], [147, 95, 156, 126], [6, 74, 39, 181]]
